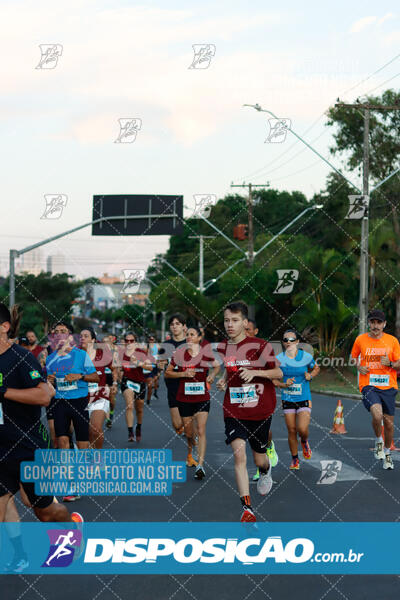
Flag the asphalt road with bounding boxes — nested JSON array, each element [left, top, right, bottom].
[[3, 382, 400, 599]]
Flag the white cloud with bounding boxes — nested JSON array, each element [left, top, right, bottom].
[[349, 16, 377, 33]]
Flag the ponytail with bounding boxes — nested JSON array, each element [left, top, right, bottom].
[[0, 303, 22, 339]]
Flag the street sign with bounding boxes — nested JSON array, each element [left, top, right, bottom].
[[92, 195, 183, 236]]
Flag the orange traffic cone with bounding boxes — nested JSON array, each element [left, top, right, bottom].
[[381, 423, 400, 452], [330, 399, 347, 434]]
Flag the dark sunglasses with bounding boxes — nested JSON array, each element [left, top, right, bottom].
[[283, 337, 297, 343], [125, 338, 135, 343]]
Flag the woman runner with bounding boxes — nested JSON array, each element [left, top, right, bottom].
[[274, 329, 320, 470], [165, 326, 220, 477]]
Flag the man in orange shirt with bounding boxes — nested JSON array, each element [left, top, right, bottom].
[[351, 309, 400, 470]]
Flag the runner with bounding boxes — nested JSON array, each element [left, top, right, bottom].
[[162, 314, 187, 436], [120, 332, 153, 442], [103, 335, 119, 429], [165, 325, 220, 477], [351, 309, 400, 470], [0, 303, 83, 536], [46, 321, 99, 501], [216, 301, 283, 522], [25, 330, 44, 360], [245, 319, 279, 482], [80, 328, 118, 449], [273, 329, 320, 470]]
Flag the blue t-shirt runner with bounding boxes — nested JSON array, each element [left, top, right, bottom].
[[46, 347, 96, 399], [276, 349, 315, 402]]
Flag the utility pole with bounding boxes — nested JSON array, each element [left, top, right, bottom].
[[230, 182, 269, 266], [189, 235, 215, 292], [335, 102, 400, 334]]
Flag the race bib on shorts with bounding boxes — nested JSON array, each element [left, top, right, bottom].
[[88, 382, 99, 393], [184, 382, 205, 395], [286, 383, 302, 396], [56, 378, 78, 392], [369, 374, 389, 386], [229, 385, 258, 406], [127, 380, 141, 393], [0, 403, 3, 425]]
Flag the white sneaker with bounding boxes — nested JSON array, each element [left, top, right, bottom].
[[383, 454, 394, 470], [374, 441, 385, 460], [256, 466, 273, 496]]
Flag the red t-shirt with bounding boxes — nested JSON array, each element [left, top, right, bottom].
[[171, 347, 211, 403], [89, 349, 112, 401], [122, 351, 147, 383], [29, 345, 44, 359], [218, 336, 278, 420]]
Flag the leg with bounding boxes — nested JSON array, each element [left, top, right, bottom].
[[370, 403, 383, 437], [296, 409, 311, 442], [170, 407, 183, 432], [252, 449, 269, 471], [284, 411, 298, 456], [382, 413, 394, 449], [47, 419, 57, 449], [230, 438, 249, 497], [123, 389, 134, 428], [195, 412, 209, 466], [182, 415, 195, 453], [134, 397, 144, 426], [57, 435, 70, 449], [34, 501, 75, 522], [89, 410, 106, 449], [146, 377, 153, 403]]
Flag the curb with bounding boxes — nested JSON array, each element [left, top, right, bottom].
[[313, 388, 400, 407]]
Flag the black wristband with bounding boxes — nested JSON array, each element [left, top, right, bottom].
[[0, 386, 7, 400]]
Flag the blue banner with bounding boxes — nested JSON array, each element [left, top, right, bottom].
[[0, 523, 398, 574]]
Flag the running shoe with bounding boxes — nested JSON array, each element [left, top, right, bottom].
[[383, 454, 394, 470], [62, 495, 81, 502], [374, 441, 385, 460], [105, 419, 112, 429], [128, 434, 135, 442], [266, 441, 279, 467], [301, 440, 312, 460], [194, 465, 205, 480], [71, 511, 84, 523], [257, 467, 273, 496], [252, 468, 260, 482], [240, 506, 256, 523], [176, 426, 184, 436], [289, 458, 300, 470], [135, 425, 142, 443], [186, 453, 198, 467], [4, 557, 29, 573]]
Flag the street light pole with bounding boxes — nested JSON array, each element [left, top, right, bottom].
[[189, 234, 215, 292], [360, 109, 370, 334]]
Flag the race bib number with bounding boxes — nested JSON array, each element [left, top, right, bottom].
[[56, 378, 78, 392], [0, 403, 3, 425], [88, 382, 99, 393], [286, 383, 302, 396], [369, 374, 390, 386], [230, 385, 258, 405], [127, 380, 141, 393], [184, 382, 205, 395]]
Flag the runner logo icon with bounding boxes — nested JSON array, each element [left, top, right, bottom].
[[42, 529, 83, 568]]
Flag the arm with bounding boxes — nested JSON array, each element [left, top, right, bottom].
[[305, 363, 320, 381], [65, 372, 100, 383], [206, 362, 220, 384], [272, 377, 295, 389], [165, 363, 195, 379], [3, 382, 53, 407], [239, 366, 283, 383]]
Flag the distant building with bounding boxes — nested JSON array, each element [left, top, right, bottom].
[[99, 273, 121, 285], [46, 253, 66, 275], [18, 249, 43, 276]]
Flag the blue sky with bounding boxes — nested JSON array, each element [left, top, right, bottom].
[[0, 0, 399, 279]]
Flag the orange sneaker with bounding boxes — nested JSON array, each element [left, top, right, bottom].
[[240, 506, 256, 522], [71, 512, 84, 523], [290, 458, 300, 470], [186, 453, 198, 467], [176, 426, 184, 436], [301, 440, 312, 459]]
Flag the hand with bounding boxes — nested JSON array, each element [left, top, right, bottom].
[[358, 365, 369, 375], [47, 373, 56, 385], [286, 377, 295, 387], [185, 369, 196, 379], [142, 360, 153, 371], [304, 372, 312, 381], [206, 374, 215, 385], [380, 352, 391, 367], [47, 381, 56, 397], [239, 367, 254, 383], [65, 373, 83, 382], [216, 378, 227, 391]]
